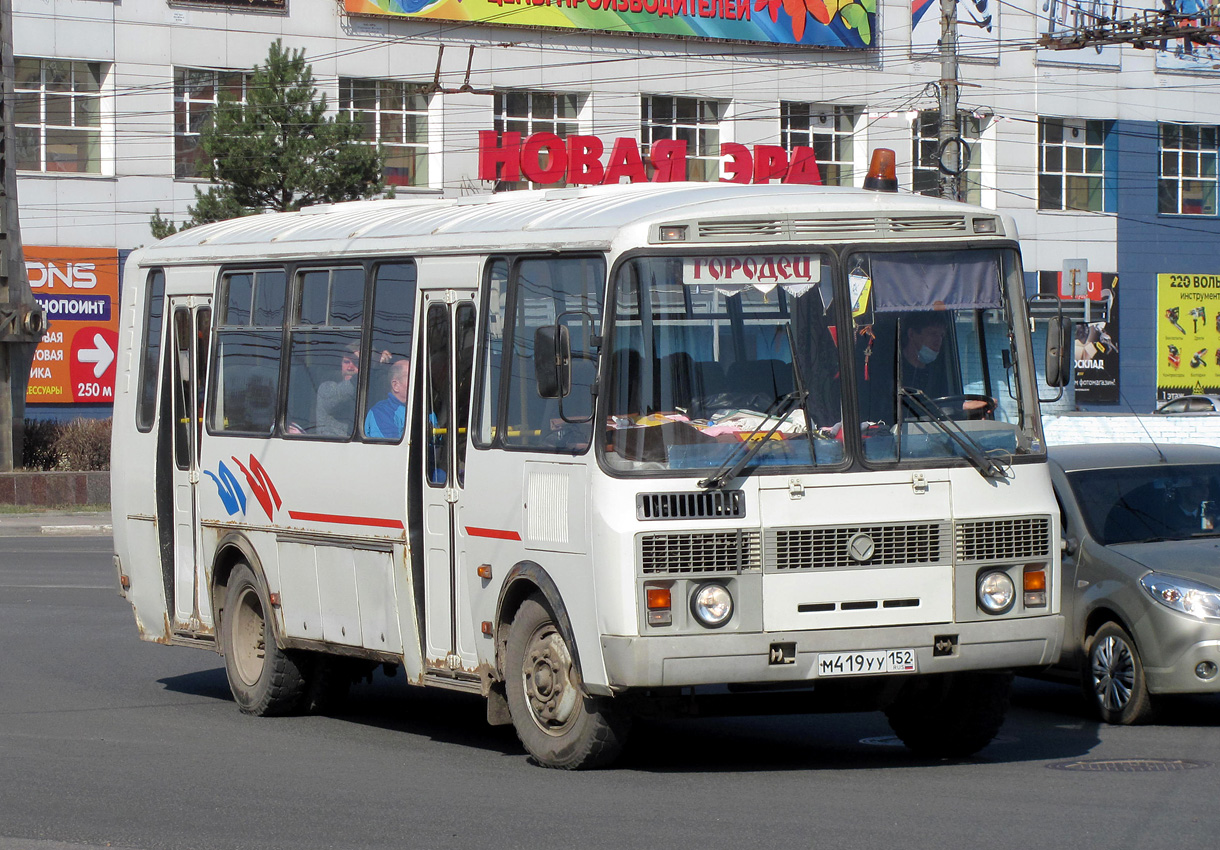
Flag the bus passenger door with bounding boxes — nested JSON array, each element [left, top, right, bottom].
[[420, 292, 478, 674], [166, 297, 211, 633]]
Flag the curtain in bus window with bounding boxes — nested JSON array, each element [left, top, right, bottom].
[[502, 256, 604, 451], [136, 270, 166, 432], [361, 262, 416, 442], [870, 251, 1001, 312], [209, 269, 284, 436]]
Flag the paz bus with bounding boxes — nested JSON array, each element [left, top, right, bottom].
[[112, 161, 1068, 769]]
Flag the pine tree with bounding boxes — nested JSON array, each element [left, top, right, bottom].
[[151, 40, 384, 236]]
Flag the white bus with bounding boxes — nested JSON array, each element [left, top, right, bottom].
[[112, 174, 1067, 769]]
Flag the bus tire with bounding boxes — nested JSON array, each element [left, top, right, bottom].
[[884, 671, 1011, 758], [220, 563, 307, 716], [504, 595, 628, 769]]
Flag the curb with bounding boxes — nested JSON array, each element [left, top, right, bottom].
[[38, 524, 113, 536]]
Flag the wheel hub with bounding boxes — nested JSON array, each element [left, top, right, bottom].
[[522, 624, 578, 736], [232, 586, 268, 687], [1092, 635, 1135, 710]]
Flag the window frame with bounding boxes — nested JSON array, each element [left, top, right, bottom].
[[492, 89, 585, 190], [12, 57, 106, 175], [1158, 123, 1219, 217], [339, 77, 432, 189], [173, 67, 252, 181], [781, 102, 858, 187], [641, 95, 724, 183], [912, 110, 985, 204], [1038, 117, 1109, 213]]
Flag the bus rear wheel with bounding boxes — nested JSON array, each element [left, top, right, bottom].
[[884, 671, 1011, 758], [504, 595, 628, 769], [220, 563, 307, 716]]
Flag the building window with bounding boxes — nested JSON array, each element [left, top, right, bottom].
[[493, 90, 583, 190], [174, 68, 251, 180], [912, 111, 984, 204], [12, 58, 105, 174], [1159, 123, 1218, 216], [340, 79, 431, 188], [1039, 117, 1108, 212], [781, 103, 857, 187], [641, 96, 722, 182]]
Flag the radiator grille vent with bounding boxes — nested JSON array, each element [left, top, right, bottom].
[[637, 490, 746, 520], [768, 523, 948, 570], [956, 516, 1052, 562], [640, 530, 761, 575], [789, 217, 878, 236], [889, 215, 968, 233], [697, 219, 785, 239]]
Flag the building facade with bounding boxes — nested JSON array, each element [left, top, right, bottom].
[[11, 0, 1220, 415]]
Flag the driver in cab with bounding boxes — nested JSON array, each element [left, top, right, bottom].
[[900, 311, 991, 419]]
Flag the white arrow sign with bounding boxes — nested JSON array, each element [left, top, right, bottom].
[[77, 333, 115, 378]]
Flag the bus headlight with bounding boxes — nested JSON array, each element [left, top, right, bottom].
[[977, 570, 1015, 615], [691, 583, 733, 628]]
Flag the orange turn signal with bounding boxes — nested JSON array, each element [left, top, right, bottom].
[[646, 587, 672, 610], [477, 564, 493, 580], [1023, 568, 1047, 592]]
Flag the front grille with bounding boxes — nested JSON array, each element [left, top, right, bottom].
[[637, 490, 746, 520], [640, 530, 761, 575], [768, 523, 948, 570], [789, 217, 878, 237], [956, 516, 1052, 562]]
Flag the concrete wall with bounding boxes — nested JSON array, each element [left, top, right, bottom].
[[0, 471, 110, 507]]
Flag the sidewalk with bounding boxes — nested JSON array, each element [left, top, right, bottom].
[[0, 510, 113, 537]]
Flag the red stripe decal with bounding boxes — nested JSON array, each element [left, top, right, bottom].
[[465, 526, 522, 541], [287, 511, 405, 530]]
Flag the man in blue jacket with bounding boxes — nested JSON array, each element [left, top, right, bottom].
[[365, 358, 410, 440]]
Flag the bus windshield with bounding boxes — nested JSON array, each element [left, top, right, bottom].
[[601, 248, 1034, 474]]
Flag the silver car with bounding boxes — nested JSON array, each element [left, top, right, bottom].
[[1049, 443, 1220, 724]]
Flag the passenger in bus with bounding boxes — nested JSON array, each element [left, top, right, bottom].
[[314, 343, 361, 437], [364, 358, 410, 440]]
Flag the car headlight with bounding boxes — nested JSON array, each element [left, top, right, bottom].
[[690, 583, 733, 628], [977, 570, 1015, 614], [1140, 573, 1220, 622]]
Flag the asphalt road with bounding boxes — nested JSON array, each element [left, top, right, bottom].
[[2, 535, 1218, 850]]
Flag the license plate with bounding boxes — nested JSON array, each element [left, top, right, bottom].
[[816, 649, 917, 677]]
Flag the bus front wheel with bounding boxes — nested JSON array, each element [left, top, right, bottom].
[[219, 563, 307, 716], [504, 595, 628, 769], [884, 671, 1011, 758]]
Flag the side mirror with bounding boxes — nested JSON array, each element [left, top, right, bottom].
[[534, 324, 571, 399], [1045, 316, 1073, 388]]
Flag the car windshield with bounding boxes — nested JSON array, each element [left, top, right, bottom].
[[1067, 464, 1220, 544], [601, 248, 1036, 475]]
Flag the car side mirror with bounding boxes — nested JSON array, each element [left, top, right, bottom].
[[534, 324, 571, 399], [1062, 535, 1079, 557]]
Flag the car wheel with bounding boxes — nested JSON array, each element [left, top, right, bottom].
[[1082, 621, 1153, 725], [504, 595, 629, 769], [219, 563, 307, 716]]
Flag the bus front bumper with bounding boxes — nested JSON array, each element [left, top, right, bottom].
[[599, 615, 1064, 691]]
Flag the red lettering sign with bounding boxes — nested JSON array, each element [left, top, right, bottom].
[[476, 132, 822, 187]]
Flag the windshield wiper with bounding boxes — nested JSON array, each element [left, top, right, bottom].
[[899, 387, 1010, 481], [698, 390, 806, 490]]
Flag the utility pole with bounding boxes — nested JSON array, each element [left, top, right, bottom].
[[1, 0, 48, 471], [938, 0, 963, 201]]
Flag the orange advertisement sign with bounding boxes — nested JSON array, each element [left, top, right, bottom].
[[24, 246, 121, 404]]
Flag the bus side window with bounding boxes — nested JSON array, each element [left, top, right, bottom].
[[136, 270, 167, 432], [209, 270, 283, 436], [284, 268, 363, 439], [502, 255, 604, 452], [360, 262, 416, 442], [471, 259, 508, 448]]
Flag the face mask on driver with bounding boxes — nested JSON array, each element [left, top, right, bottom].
[[917, 345, 939, 365]]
